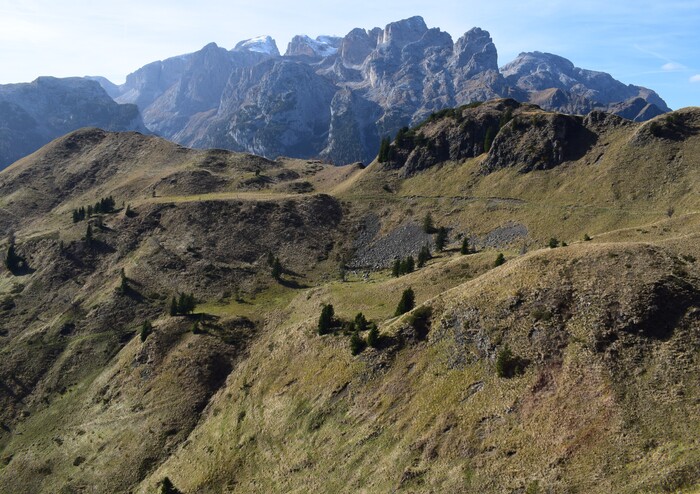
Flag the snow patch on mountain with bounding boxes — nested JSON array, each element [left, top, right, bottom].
[[234, 36, 281, 57]]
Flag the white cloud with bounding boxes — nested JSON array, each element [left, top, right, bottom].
[[690, 74, 700, 83], [662, 62, 686, 71]]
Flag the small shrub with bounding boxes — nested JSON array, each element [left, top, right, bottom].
[[494, 253, 505, 267], [531, 308, 552, 322], [548, 237, 559, 248], [583, 233, 591, 241], [495, 345, 526, 378], [406, 306, 432, 340]]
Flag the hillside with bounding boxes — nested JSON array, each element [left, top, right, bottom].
[[0, 77, 147, 171], [0, 102, 699, 493]]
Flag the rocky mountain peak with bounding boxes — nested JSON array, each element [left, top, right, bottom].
[[285, 35, 342, 58], [378, 15, 428, 49], [451, 27, 499, 76], [339, 27, 379, 66], [234, 35, 280, 57]]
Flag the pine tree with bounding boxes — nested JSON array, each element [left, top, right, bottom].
[[192, 321, 202, 334], [354, 312, 368, 332], [423, 212, 434, 233], [377, 136, 391, 163], [87, 205, 93, 216], [417, 245, 431, 268], [318, 304, 335, 335], [85, 224, 93, 246], [349, 332, 366, 355], [367, 323, 380, 348], [169, 296, 178, 316], [405, 256, 415, 273], [119, 268, 128, 294], [160, 477, 181, 494], [72, 209, 80, 223], [395, 287, 415, 316], [271, 257, 282, 280], [494, 253, 506, 267], [435, 227, 448, 251], [177, 293, 196, 314], [140, 320, 152, 342], [391, 258, 401, 278], [484, 126, 496, 153], [460, 237, 470, 255], [5, 241, 22, 274]]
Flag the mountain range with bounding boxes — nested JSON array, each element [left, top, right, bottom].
[[95, 15, 669, 165], [0, 16, 671, 172]]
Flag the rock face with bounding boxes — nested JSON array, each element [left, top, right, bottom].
[[0, 77, 146, 170], [91, 16, 669, 166], [501, 52, 669, 121]]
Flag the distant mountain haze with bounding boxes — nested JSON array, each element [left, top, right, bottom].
[[0, 77, 147, 170]]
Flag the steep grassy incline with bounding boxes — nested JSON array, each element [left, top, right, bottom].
[[1, 103, 700, 492], [137, 242, 700, 493]]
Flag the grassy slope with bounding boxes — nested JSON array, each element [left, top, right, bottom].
[[1, 108, 700, 492]]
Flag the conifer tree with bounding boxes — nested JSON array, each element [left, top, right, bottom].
[[318, 304, 335, 335], [367, 323, 380, 348], [354, 312, 368, 332], [4, 240, 22, 274], [494, 253, 506, 267], [85, 224, 93, 246], [140, 320, 152, 342], [461, 237, 470, 255], [417, 245, 431, 268], [119, 268, 128, 294], [435, 227, 448, 251], [405, 256, 415, 273], [395, 287, 415, 316], [271, 257, 282, 280], [169, 296, 178, 316], [423, 213, 434, 233], [392, 258, 401, 278], [377, 136, 391, 163], [349, 331, 366, 355]]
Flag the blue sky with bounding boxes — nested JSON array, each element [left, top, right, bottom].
[[0, 0, 698, 109]]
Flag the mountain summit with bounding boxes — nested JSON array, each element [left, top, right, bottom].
[[91, 16, 668, 165]]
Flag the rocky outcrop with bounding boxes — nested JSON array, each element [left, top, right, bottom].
[[384, 99, 599, 176], [0, 77, 146, 170], [482, 110, 597, 173], [88, 16, 669, 167]]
